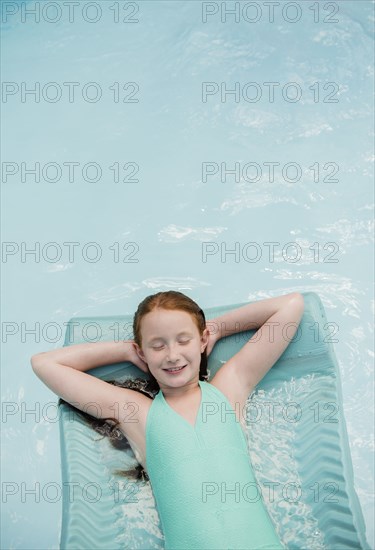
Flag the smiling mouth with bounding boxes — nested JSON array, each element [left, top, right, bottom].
[[163, 365, 187, 373]]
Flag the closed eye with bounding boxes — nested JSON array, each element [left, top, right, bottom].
[[152, 339, 190, 350]]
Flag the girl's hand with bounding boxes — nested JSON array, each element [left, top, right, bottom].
[[124, 341, 149, 373]]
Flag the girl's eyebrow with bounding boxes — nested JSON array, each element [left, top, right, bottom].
[[148, 331, 193, 343]]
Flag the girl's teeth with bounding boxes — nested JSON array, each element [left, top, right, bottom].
[[167, 366, 184, 372]]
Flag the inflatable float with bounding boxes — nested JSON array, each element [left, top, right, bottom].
[[58, 291, 370, 549]]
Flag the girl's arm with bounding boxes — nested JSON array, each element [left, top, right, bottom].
[[208, 292, 304, 392], [207, 292, 303, 342], [31, 340, 148, 373], [30, 340, 149, 423]]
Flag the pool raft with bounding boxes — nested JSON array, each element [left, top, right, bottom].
[[58, 292, 371, 550]]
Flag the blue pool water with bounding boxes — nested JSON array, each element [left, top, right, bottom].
[[1, 1, 374, 548]]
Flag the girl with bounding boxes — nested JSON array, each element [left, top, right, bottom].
[[31, 290, 304, 550]]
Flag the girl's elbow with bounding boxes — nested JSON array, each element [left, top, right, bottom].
[[290, 292, 304, 306], [30, 355, 39, 370], [30, 352, 46, 370], [292, 293, 305, 320]]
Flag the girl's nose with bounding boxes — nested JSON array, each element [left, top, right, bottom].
[[166, 344, 179, 362]]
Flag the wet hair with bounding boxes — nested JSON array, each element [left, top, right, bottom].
[[58, 291, 209, 482]]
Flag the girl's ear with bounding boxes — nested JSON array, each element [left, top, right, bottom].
[[200, 328, 209, 353], [133, 342, 147, 362]]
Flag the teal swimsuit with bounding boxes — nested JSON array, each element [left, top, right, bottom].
[[145, 380, 284, 550]]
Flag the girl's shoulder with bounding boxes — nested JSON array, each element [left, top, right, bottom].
[[117, 387, 154, 469], [205, 376, 249, 425]]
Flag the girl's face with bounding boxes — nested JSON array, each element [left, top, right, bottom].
[[134, 308, 208, 387]]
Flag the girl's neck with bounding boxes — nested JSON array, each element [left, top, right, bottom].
[[159, 379, 201, 402]]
